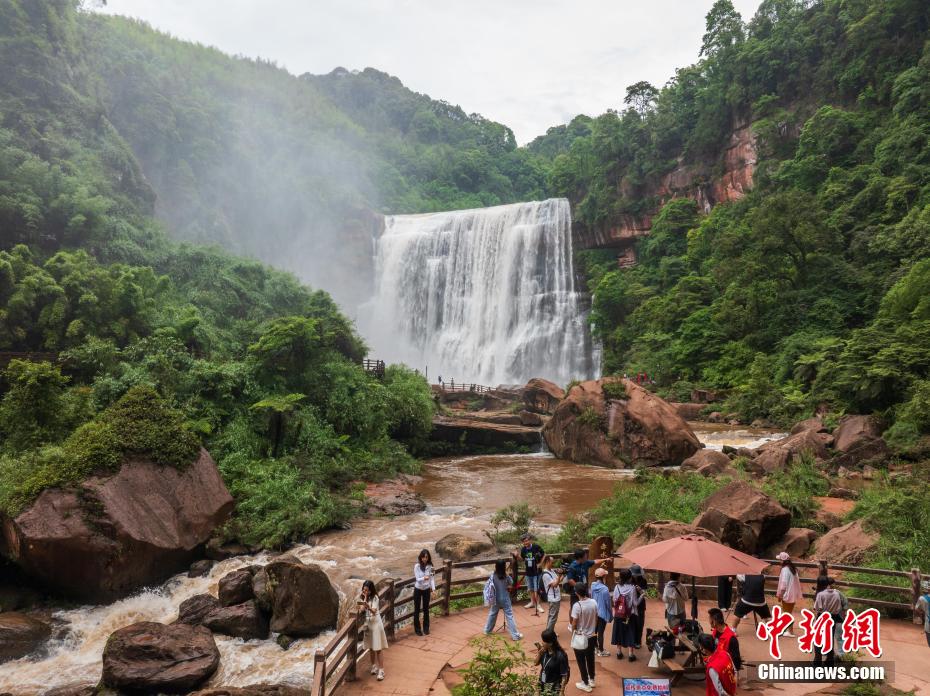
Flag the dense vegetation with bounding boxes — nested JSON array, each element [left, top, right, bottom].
[[0, 0, 435, 548], [531, 1, 930, 457]]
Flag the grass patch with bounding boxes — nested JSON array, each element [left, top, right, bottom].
[[761, 454, 830, 529]]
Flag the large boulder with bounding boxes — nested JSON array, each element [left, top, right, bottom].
[[680, 449, 733, 477], [790, 417, 827, 435], [522, 378, 565, 415], [812, 520, 878, 565], [0, 449, 233, 603], [102, 621, 220, 693], [765, 528, 817, 559], [218, 568, 255, 607], [618, 520, 718, 553], [203, 600, 269, 641], [542, 378, 701, 468], [176, 594, 220, 626], [435, 533, 493, 561], [430, 417, 540, 450], [0, 612, 50, 662], [252, 559, 338, 637], [364, 476, 426, 516], [833, 416, 882, 452], [693, 481, 791, 552], [751, 429, 833, 473]]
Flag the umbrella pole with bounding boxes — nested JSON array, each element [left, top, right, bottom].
[[691, 576, 698, 620]]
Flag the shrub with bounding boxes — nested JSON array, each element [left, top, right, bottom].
[[486, 502, 536, 547], [455, 635, 536, 696], [761, 454, 829, 529]]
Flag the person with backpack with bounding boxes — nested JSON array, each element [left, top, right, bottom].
[[730, 573, 770, 634], [483, 559, 523, 641], [708, 607, 742, 673], [535, 628, 570, 695], [611, 567, 640, 662], [540, 555, 563, 632], [590, 567, 613, 657], [663, 572, 689, 630], [812, 575, 847, 666], [698, 633, 737, 696], [630, 564, 648, 649], [916, 580, 930, 648], [518, 533, 545, 613], [775, 552, 802, 637], [569, 583, 598, 693], [412, 548, 436, 636]]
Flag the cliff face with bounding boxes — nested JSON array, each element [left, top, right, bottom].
[[573, 123, 757, 252]]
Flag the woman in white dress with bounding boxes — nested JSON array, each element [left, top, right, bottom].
[[775, 552, 803, 636], [358, 580, 388, 681]]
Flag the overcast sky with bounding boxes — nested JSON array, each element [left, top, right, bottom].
[[96, 1, 762, 144]]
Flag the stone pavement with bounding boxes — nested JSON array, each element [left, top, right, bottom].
[[337, 599, 930, 695]]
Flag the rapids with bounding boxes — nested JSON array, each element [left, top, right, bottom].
[[0, 424, 781, 694]]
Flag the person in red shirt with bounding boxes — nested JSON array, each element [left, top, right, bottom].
[[708, 608, 741, 671], [698, 633, 737, 696]]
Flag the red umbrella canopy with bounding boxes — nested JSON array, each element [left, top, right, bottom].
[[620, 535, 769, 577]]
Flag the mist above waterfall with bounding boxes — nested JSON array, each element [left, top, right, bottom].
[[359, 198, 596, 387]]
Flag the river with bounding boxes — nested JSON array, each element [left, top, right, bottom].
[[0, 424, 781, 694]]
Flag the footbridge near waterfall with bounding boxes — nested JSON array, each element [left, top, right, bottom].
[[314, 551, 929, 696]]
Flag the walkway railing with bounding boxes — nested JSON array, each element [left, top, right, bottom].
[[437, 382, 492, 393], [311, 553, 926, 696], [361, 359, 385, 378]]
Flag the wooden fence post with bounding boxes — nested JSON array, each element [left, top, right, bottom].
[[347, 611, 359, 681], [311, 648, 326, 696], [510, 552, 520, 597], [442, 559, 453, 616], [385, 579, 396, 640], [817, 559, 828, 577], [911, 568, 922, 625]]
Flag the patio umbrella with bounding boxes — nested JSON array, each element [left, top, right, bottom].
[[620, 535, 770, 618]]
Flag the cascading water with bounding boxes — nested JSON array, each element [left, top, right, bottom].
[[359, 198, 596, 386]]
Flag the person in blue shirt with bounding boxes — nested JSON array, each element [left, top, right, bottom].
[[565, 549, 608, 610], [590, 567, 613, 657]]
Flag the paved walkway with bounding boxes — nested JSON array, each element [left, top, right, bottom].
[[338, 599, 930, 696]]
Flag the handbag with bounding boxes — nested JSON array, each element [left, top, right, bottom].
[[571, 630, 588, 651]]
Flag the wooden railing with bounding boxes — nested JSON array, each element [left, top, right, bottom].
[[437, 382, 492, 393], [361, 359, 385, 378], [310, 553, 926, 696]]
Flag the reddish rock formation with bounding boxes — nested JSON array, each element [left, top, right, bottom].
[[0, 612, 50, 662], [202, 600, 269, 641], [0, 449, 234, 603], [435, 533, 493, 561], [672, 402, 705, 420], [790, 417, 828, 435], [680, 449, 733, 477], [765, 528, 817, 559], [218, 568, 255, 607], [542, 378, 701, 468], [176, 594, 220, 626], [193, 688, 306, 696], [522, 378, 565, 414], [750, 428, 833, 473], [431, 416, 540, 450], [693, 481, 791, 553], [830, 415, 890, 469], [363, 475, 425, 516], [618, 520, 718, 553], [252, 559, 338, 637], [812, 520, 878, 565], [102, 622, 220, 693]]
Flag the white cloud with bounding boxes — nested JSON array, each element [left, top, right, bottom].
[[96, 0, 763, 144]]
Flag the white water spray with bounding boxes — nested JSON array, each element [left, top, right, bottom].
[[360, 198, 595, 386]]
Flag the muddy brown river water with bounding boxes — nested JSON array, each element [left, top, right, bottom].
[[0, 424, 782, 694]]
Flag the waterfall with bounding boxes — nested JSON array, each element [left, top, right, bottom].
[[359, 198, 595, 386]]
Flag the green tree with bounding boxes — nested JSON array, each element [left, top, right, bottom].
[[0, 360, 72, 451]]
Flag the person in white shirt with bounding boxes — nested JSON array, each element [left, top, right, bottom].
[[662, 572, 689, 629], [359, 580, 388, 681], [775, 552, 803, 637], [569, 583, 598, 693], [413, 548, 436, 636], [540, 555, 563, 633]]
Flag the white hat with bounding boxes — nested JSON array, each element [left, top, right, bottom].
[[776, 552, 791, 562]]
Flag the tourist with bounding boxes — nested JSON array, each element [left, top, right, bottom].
[[484, 559, 523, 641], [519, 533, 545, 613], [717, 575, 734, 611], [729, 573, 770, 635], [774, 552, 802, 637], [590, 567, 612, 657], [535, 628, 570, 695], [565, 549, 607, 609], [358, 580, 388, 681], [708, 607, 742, 672], [413, 548, 435, 636], [812, 575, 847, 666], [569, 583, 598, 693], [662, 572, 689, 630], [611, 567, 639, 661], [698, 633, 737, 696], [540, 555, 563, 632], [916, 580, 930, 648], [630, 564, 648, 649]]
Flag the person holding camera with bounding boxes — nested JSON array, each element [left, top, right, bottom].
[[540, 555, 563, 632], [358, 580, 388, 681], [535, 628, 570, 695], [413, 548, 436, 636]]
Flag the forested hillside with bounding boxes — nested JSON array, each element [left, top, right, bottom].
[[536, 0, 930, 454], [0, 0, 435, 547]]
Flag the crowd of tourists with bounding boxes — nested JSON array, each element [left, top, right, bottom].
[[352, 538, 930, 694]]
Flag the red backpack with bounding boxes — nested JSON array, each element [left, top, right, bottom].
[[613, 589, 632, 620]]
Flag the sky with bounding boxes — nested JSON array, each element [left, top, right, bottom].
[[96, 0, 763, 145]]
